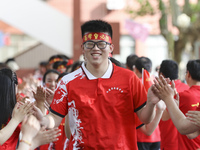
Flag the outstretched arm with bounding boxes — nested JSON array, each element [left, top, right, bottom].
[[137, 86, 160, 124], [33, 105, 63, 129], [152, 76, 199, 134]]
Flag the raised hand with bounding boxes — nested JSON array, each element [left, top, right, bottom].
[[147, 86, 160, 105], [32, 86, 46, 103], [12, 102, 34, 123], [152, 75, 175, 101]]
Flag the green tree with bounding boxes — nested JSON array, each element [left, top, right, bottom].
[[126, 0, 200, 64]]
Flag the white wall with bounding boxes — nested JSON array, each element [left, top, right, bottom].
[[0, 0, 73, 57], [114, 35, 168, 75], [145, 35, 168, 75]]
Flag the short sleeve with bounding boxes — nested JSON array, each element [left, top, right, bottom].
[[50, 79, 68, 118]]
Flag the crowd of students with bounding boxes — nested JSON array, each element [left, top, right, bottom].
[[0, 19, 200, 150]]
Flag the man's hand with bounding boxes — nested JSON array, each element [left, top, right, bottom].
[[147, 86, 160, 105], [152, 75, 175, 102]]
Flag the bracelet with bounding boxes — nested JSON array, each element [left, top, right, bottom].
[[20, 139, 31, 146]]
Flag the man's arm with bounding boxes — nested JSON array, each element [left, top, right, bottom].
[[33, 105, 63, 129], [152, 76, 199, 134], [161, 109, 170, 121], [136, 86, 159, 124], [161, 96, 179, 121]]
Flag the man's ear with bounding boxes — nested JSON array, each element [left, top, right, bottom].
[[109, 44, 114, 53], [132, 65, 135, 71], [81, 44, 85, 54], [81, 44, 84, 50], [187, 71, 191, 78]]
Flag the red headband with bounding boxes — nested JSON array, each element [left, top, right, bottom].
[[49, 58, 62, 65], [83, 32, 112, 43], [57, 65, 66, 70]]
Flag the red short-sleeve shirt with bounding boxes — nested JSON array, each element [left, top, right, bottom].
[[50, 61, 147, 149], [178, 85, 200, 150]]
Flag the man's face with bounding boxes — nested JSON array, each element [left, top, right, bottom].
[[81, 33, 113, 67]]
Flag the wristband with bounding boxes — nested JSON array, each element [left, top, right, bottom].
[[20, 139, 31, 146]]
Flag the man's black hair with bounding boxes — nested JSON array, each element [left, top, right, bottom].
[[81, 20, 113, 39], [187, 59, 200, 81], [126, 54, 138, 71], [159, 60, 178, 80], [135, 56, 152, 73], [109, 57, 122, 67]]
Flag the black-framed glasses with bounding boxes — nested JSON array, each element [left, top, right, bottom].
[[83, 41, 111, 49]]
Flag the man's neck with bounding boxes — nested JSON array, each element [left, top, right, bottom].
[[85, 60, 109, 78], [189, 80, 200, 87]]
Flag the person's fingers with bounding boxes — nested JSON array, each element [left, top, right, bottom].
[[159, 75, 167, 87], [44, 101, 50, 110], [14, 102, 20, 110], [186, 117, 200, 127], [165, 77, 171, 84], [32, 90, 36, 96], [153, 78, 162, 90], [22, 102, 31, 112], [171, 80, 175, 89], [187, 111, 199, 116]]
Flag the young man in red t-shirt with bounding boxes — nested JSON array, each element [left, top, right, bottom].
[[153, 59, 200, 150], [35, 20, 161, 150], [158, 60, 189, 150]]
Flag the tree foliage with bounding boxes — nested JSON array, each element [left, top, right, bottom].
[[126, 0, 200, 64]]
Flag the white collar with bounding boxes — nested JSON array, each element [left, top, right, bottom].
[[81, 60, 113, 80]]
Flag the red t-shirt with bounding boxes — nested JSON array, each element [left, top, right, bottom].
[[0, 120, 21, 150], [178, 85, 200, 150], [50, 62, 147, 150], [159, 80, 189, 150]]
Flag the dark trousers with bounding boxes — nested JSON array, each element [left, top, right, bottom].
[[137, 142, 160, 150]]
